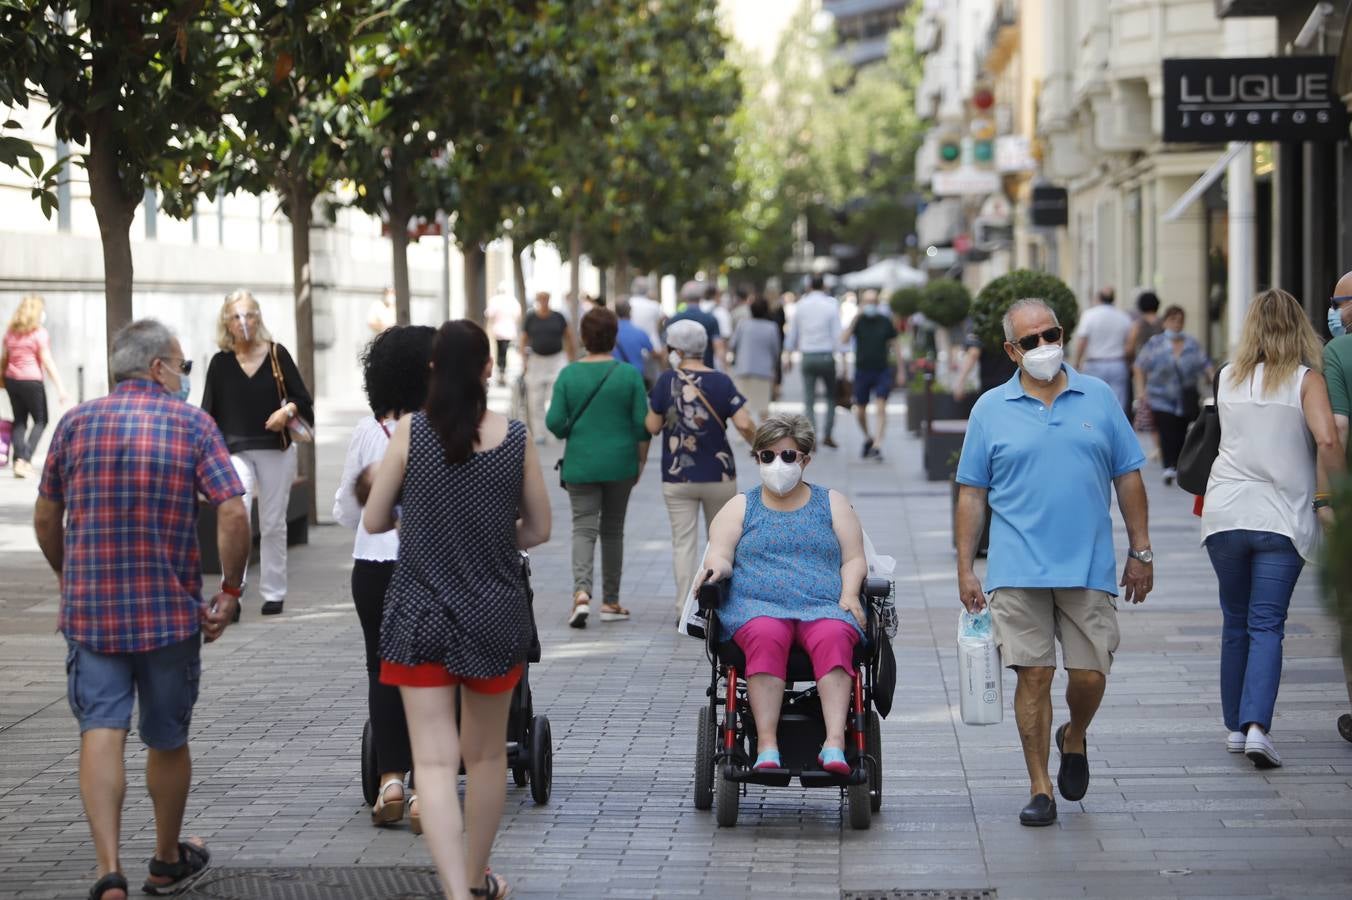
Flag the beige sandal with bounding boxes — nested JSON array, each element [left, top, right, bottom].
[[370, 780, 405, 825], [408, 794, 421, 835], [568, 592, 590, 629], [599, 603, 630, 622]]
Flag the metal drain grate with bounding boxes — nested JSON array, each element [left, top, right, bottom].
[[843, 892, 997, 900], [185, 867, 442, 900]]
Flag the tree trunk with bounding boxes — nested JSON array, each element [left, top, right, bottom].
[[86, 117, 136, 367], [463, 242, 486, 325], [286, 178, 318, 525], [512, 243, 528, 316], [568, 222, 582, 329], [388, 161, 412, 326], [616, 256, 631, 301]]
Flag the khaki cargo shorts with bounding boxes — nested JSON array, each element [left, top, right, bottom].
[[988, 588, 1120, 675]]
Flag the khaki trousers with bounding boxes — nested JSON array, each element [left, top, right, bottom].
[[662, 480, 739, 616], [524, 351, 568, 442]]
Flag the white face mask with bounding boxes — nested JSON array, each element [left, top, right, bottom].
[[759, 457, 804, 496], [668, 350, 684, 369], [1019, 344, 1063, 382]]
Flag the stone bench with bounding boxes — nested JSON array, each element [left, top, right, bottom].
[[198, 476, 311, 574]]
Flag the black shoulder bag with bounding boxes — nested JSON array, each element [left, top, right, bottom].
[[553, 362, 619, 488], [1176, 365, 1225, 496]]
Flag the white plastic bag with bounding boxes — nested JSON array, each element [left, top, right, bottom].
[[957, 608, 1003, 725]]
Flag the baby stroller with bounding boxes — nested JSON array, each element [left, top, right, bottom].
[[691, 575, 896, 829], [361, 552, 553, 806]]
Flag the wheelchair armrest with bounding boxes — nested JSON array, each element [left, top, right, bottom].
[[697, 578, 729, 612], [862, 576, 890, 600]]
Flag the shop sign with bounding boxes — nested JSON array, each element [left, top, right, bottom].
[[932, 168, 1001, 197], [995, 135, 1036, 173], [1162, 56, 1349, 143], [1029, 185, 1068, 227]]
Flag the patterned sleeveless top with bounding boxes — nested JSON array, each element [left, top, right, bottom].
[[721, 484, 857, 639], [380, 414, 531, 678]]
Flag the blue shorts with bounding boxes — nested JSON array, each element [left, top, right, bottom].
[[65, 635, 202, 750], [853, 368, 895, 405]]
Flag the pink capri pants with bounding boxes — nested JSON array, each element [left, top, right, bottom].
[[732, 616, 860, 681]]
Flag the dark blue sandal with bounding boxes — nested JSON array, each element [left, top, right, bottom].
[[142, 840, 211, 896], [87, 872, 127, 900]]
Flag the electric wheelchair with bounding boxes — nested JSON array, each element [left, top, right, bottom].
[[691, 574, 896, 829]]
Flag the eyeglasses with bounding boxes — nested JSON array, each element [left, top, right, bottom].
[[1013, 327, 1063, 352], [158, 357, 192, 375], [1331, 296, 1352, 308], [756, 449, 804, 464]]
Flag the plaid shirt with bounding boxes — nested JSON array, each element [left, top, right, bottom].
[[39, 379, 244, 653]]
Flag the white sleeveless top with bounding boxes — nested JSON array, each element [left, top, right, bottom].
[[1201, 363, 1319, 562]]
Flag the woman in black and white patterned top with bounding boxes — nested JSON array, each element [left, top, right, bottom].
[[364, 320, 551, 900]]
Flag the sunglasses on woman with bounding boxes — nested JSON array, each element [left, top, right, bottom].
[[755, 449, 804, 464], [1013, 326, 1063, 352]]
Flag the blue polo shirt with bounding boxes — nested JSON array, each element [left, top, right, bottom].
[[955, 365, 1144, 596]]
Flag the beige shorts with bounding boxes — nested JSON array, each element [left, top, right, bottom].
[[988, 588, 1120, 675]]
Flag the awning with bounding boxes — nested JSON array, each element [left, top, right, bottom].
[[1160, 143, 1249, 223]]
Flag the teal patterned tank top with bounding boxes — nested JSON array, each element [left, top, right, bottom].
[[722, 484, 858, 639]]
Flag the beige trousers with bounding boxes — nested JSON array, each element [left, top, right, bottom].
[[662, 480, 739, 616]]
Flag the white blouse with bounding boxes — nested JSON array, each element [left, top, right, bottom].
[[1202, 364, 1319, 562], [334, 415, 399, 562]]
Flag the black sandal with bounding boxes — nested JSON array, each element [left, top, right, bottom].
[[470, 869, 509, 898], [87, 872, 128, 900], [142, 840, 211, 896]]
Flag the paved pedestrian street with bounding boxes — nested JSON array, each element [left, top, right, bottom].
[[1, 392, 1349, 900]]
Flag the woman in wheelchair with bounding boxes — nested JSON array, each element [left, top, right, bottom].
[[700, 414, 868, 775]]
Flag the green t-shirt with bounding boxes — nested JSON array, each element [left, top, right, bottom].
[[853, 313, 899, 372], [545, 360, 649, 483], [1324, 334, 1352, 464]]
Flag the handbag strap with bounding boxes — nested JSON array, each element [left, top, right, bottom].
[[559, 362, 619, 438], [268, 343, 292, 450], [674, 368, 726, 431]]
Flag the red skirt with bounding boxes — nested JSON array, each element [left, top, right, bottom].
[[379, 661, 523, 694]]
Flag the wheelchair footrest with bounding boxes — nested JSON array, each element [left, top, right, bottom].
[[799, 768, 867, 788], [725, 765, 793, 787]]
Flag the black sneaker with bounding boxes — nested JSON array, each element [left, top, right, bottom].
[[861, 438, 874, 459], [260, 600, 284, 616]]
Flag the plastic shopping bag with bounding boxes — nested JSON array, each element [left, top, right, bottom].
[[677, 545, 710, 639], [957, 608, 1003, 725]]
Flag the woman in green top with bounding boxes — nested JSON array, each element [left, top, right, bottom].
[[547, 307, 650, 628]]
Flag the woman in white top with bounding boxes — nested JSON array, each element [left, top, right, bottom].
[[1202, 289, 1345, 769], [334, 324, 437, 828]]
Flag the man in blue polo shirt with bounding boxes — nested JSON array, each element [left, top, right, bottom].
[[955, 298, 1153, 828]]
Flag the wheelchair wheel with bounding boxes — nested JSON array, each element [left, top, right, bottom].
[[847, 779, 872, 830], [529, 716, 552, 805], [867, 710, 882, 812], [360, 719, 379, 807], [693, 707, 716, 810], [715, 768, 740, 827], [512, 765, 529, 787]]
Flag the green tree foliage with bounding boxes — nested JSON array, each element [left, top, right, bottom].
[[0, 1, 241, 350], [890, 286, 923, 318], [919, 278, 971, 328], [971, 269, 1080, 350]]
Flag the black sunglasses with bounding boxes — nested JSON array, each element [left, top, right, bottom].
[[158, 357, 192, 375], [1013, 327, 1063, 352], [756, 449, 804, 465], [1331, 296, 1352, 308]]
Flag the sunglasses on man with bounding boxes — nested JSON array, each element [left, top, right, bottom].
[[755, 449, 805, 465], [1330, 296, 1352, 308], [157, 357, 192, 375], [1012, 326, 1063, 352]]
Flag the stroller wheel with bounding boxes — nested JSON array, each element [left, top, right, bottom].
[[867, 710, 882, 812], [693, 706, 716, 810], [529, 716, 552, 805], [715, 767, 739, 827], [360, 719, 379, 807], [512, 765, 529, 787]]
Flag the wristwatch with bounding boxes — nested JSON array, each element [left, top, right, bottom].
[[1128, 548, 1154, 565]]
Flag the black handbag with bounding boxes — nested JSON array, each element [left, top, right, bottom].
[[1176, 366, 1224, 496]]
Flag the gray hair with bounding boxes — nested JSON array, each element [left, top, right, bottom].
[[665, 319, 707, 356], [110, 319, 176, 383], [630, 276, 650, 297], [1002, 297, 1059, 342], [752, 413, 816, 455]]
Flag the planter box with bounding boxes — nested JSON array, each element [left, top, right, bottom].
[[907, 390, 975, 434], [950, 478, 991, 558], [198, 477, 311, 574], [924, 419, 968, 482]]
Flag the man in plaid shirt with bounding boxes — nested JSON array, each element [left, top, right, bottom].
[[33, 319, 250, 900]]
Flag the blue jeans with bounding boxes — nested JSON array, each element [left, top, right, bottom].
[[1205, 530, 1304, 732]]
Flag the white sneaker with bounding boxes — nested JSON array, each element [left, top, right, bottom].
[[1244, 727, 1282, 769], [1162, 467, 1177, 486], [1226, 731, 1246, 753]]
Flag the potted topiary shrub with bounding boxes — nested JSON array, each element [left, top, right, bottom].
[[890, 286, 924, 320], [970, 268, 1079, 351], [918, 278, 971, 329]]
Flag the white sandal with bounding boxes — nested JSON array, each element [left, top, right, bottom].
[[371, 780, 405, 825], [568, 592, 590, 629]]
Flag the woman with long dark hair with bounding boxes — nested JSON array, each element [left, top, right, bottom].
[[364, 320, 551, 900], [334, 325, 436, 829]]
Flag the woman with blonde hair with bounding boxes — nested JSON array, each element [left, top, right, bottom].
[[1202, 289, 1345, 769], [201, 289, 313, 617], [1, 294, 68, 478]]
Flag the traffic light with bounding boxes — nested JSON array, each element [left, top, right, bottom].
[[973, 140, 994, 164], [939, 138, 961, 167]]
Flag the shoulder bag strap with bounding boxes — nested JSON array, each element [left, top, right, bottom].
[[674, 368, 726, 431], [559, 362, 619, 439], [268, 343, 291, 449]]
